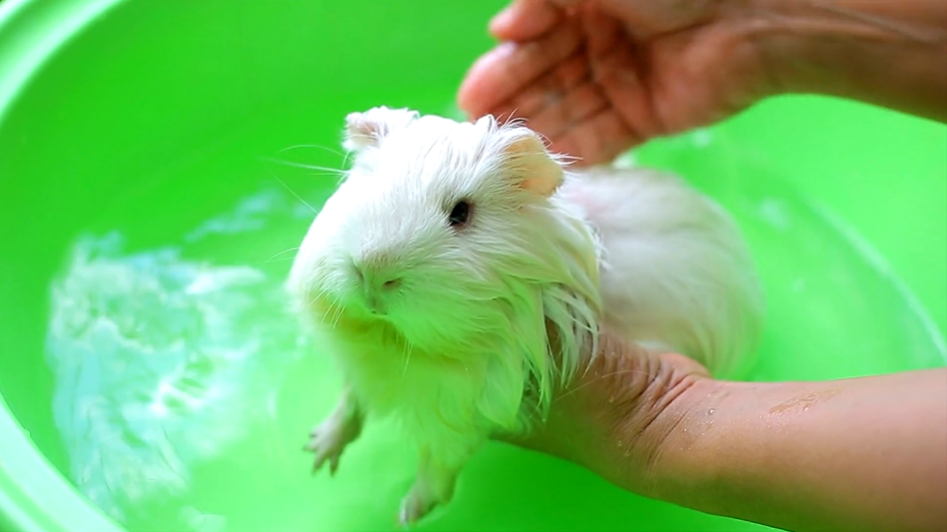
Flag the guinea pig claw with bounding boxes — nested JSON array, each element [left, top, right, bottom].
[[304, 415, 358, 477], [398, 490, 436, 528], [396, 506, 414, 530]]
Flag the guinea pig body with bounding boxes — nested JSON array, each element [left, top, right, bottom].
[[557, 167, 765, 380], [287, 107, 763, 526]]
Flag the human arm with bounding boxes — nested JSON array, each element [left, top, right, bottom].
[[457, 0, 947, 166], [643, 365, 947, 532], [499, 332, 947, 532], [749, 0, 947, 125]]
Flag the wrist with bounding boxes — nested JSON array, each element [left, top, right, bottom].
[[733, 0, 947, 119], [604, 353, 718, 496], [629, 374, 733, 502]]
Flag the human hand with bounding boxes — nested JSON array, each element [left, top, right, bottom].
[[492, 329, 947, 532], [458, 0, 947, 165], [492, 330, 711, 495], [457, 0, 776, 166]]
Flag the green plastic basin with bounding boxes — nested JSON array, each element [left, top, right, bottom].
[[1, 1, 945, 531]]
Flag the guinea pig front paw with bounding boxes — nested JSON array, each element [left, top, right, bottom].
[[303, 412, 362, 476]]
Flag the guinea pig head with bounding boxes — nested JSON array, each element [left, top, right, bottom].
[[290, 108, 601, 375]]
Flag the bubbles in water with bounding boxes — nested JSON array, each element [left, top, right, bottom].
[[44, 188, 312, 525]]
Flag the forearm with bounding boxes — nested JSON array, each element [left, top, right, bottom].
[[641, 367, 947, 532], [747, 0, 947, 122]]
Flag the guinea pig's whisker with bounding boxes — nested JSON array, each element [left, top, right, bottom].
[[276, 144, 347, 158], [263, 247, 301, 264], [261, 156, 348, 177], [341, 149, 354, 169], [325, 296, 344, 329], [307, 285, 327, 305], [307, 288, 341, 326], [307, 290, 326, 321], [264, 169, 319, 214], [329, 306, 342, 328], [259, 256, 298, 264], [401, 342, 414, 378]]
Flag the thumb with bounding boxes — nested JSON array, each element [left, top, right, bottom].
[[487, 331, 658, 458]]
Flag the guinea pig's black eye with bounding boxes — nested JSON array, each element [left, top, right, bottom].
[[448, 200, 471, 227]]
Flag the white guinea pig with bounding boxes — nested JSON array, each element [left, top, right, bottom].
[[286, 106, 764, 526]]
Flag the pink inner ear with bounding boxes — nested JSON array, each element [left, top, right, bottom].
[[504, 132, 564, 198], [343, 107, 420, 151], [344, 112, 383, 149]]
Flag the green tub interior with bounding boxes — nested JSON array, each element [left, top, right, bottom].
[[1, 0, 945, 531]]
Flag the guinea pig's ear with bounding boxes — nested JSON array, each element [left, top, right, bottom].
[[499, 129, 564, 198], [342, 106, 419, 152]]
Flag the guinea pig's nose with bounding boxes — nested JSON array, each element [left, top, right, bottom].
[[352, 262, 401, 292], [368, 272, 401, 291]]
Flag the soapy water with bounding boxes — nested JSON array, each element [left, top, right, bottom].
[[44, 188, 319, 527], [40, 123, 946, 532]]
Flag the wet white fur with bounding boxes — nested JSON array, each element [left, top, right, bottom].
[[566, 166, 765, 380], [287, 107, 764, 524]]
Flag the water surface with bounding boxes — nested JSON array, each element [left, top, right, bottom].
[[40, 103, 945, 532]]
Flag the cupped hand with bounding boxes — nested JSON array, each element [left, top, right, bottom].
[[492, 330, 710, 495], [457, 0, 776, 166]]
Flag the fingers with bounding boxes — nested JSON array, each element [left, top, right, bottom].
[[460, 1, 650, 165], [475, 47, 587, 130], [655, 352, 711, 381], [457, 20, 583, 118], [489, 0, 592, 41], [488, 0, 565, 41], [522, 4, 640, 159], [579, 0, 623, 60], [524, 80, 608, 140], [548, 110, 637, 166]]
